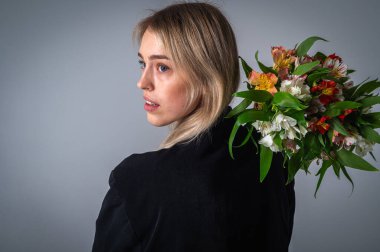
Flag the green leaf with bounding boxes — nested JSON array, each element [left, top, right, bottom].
[[336, 148, 378, 171], [370, 151, 377, 161], [313, 51, 327, 62], [293, 61, 320, 75], [239, 56, 252, 79], [341, 165, 354, 195], [364, 112, 380, 120], [314, 160, 332, 197], [272, 92, 308, 110], [361, 126, 380, 144], [359, 96, 380, 108], [318, 134, 325, 147], [233, 90, 273, 103], [237, 110, 270, 124], [296, 36, 328, 57], [287, 110, 307, 127], [347, 69, 355, 75], [236, 125, 255, 148], [228, 110, 271, 159], [255, 51, 277, 74], [330, 118, 349, 136], [307, 68, 330, 83], [329, 101, 362, 110], [287, 150, 302, 184], [327, 128, 334, 142], [353, 79, 380, 98], [225, 99, 251, 118], [324, 101, 362, 117], [332, 160, 341, 178], [260, 145, 273, 182], [228, 121, 241, 159], [304, 133, 321, 160]]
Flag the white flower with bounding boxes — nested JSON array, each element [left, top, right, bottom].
[[355, 135, 374, 156], [323, 56, 347, 78], [273, 113, 297, 131], [280, 75, 311, 101], [259, 134, 281, 152], [344, 135, 357, 147], [252, 120, 273, 136], [299, 125, 308, 136], [273, 113, 307, 140]]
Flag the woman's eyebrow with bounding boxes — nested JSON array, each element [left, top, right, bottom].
[[138, 52, 170, 60]]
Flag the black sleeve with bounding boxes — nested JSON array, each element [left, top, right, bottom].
[[259, 152, 296, 251], [92, 172, 141, 252]]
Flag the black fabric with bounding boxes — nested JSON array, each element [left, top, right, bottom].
[[92, 107, 295, 252]]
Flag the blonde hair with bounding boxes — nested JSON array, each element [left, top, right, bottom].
[[134, 2, 240, 148]]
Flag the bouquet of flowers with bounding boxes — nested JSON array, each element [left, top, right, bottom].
[[227, 36, 379, 196]]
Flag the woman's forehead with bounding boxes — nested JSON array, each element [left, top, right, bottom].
[[139, 30, 167, 57]]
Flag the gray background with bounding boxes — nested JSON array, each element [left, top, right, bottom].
[[1, 0, 379, 251]]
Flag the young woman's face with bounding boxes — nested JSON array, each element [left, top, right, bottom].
[[137, 29, 191, 126]]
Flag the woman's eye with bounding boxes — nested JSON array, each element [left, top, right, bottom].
[[138, 60, 145, 69], [158, 64, 169, 72]]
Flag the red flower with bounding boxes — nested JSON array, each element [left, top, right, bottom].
[[326, 53, 342, 63], [311, 80, 339, 105], [338, 109, 354, 121], [308, 116, 331, 134]]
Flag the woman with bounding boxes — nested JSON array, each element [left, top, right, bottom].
[[92, 2, 295, 252]]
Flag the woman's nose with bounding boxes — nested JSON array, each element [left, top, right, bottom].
[[137, 68, 154, 91]]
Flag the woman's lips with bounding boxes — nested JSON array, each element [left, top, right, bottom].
[[144, 96, 159, 112]]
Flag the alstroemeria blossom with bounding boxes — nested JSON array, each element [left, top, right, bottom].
[[280, 75, 311, 101], [259, 134, 281, 152], [355, 135, 374, 156], [308, 116, 331, 134], [323, 53, 347, 78], [273, 113, 307, 140], [248, 70, 278, 94], [271, 46, 296, 80], [252, 120, 273, 136], [311, 80, 341, 105]]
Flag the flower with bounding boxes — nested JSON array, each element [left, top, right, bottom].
[[272, 113, 307, 140], [252, 120, 273, 136], [311, 80, 340, 105], [272, 46, 296, 80], [295, 55, 314, 68], [248, 70, 278, 94], [283, 139, 298, 152], [259, 134, 281, 152], [228, 36, 380, 194], [332, 130, 345, 146], [280, 75, 311, 101], [355, 135, 374, 156], [338, 109, 354, 121], [344, 135, 357, 147], [308, 116, 331, 134], [323, 53, 347, 78]]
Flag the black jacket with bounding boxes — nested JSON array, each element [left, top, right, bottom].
[[92, 107, 295, 252]]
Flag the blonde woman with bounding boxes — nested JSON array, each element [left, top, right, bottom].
[[92, 2, 295, 252]]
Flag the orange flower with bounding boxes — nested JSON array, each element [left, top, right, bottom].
[[271, 46, 296, 79], [248, 70, 278, 94]]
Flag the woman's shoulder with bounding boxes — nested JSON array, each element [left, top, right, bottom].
[[111, 145, 189, 185]]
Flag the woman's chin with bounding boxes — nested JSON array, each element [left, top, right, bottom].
[[146, 115, 171, 127]]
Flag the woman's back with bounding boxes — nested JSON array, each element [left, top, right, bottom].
[[93, 109, 295, 251]]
